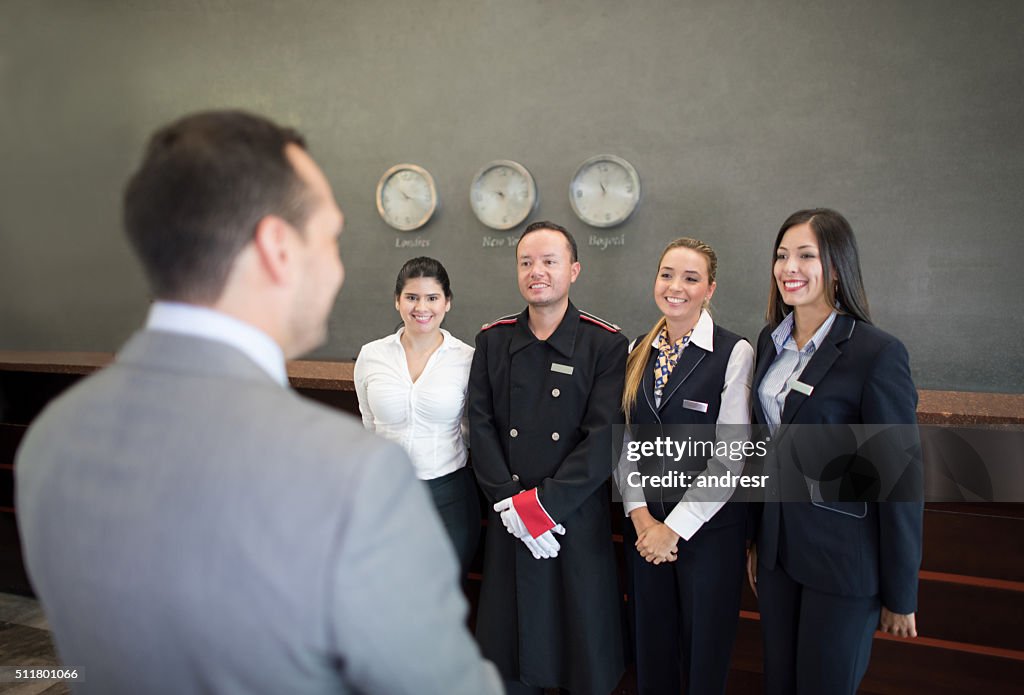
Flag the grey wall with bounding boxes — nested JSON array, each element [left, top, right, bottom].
[[2, 0, 1022, 392]]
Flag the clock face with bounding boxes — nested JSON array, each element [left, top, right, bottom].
[[470, 160, 537, 230], [376, 164, 437, 231], [569, 155, 641, 228]]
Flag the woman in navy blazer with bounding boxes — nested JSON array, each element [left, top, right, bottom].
[[615, 237, 754, 695], [746, 209, 923, 695]]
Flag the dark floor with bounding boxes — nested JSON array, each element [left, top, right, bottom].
[[0, 593, 69, 694]]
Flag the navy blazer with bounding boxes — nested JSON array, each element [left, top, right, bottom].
[[750, 314, 923, 614]]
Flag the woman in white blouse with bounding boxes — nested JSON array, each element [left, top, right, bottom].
[[354, 257, 480, 571]]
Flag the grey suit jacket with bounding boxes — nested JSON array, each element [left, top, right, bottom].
[[16, 330, 502, 695]]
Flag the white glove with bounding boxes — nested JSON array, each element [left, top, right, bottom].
[[520, 525, 566, 560], [494, 497, 529, 539]]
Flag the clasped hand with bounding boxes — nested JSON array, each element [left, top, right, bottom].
[[631, 510, 679, 564], [493, 497, 566, 560]]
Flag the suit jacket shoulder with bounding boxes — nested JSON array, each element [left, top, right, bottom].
[[16, 331, 501, 695]]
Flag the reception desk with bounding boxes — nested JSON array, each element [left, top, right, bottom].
[[2, 351, 1022, 694]]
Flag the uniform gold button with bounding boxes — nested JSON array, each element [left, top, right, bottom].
[[510, 428, 518, 438], [551, 432, 560, 441], [551, 388, 560, 397]]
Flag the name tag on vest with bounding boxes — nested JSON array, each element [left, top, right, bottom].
[[682, 399, 709, 413], [550, 363, 574, 375]]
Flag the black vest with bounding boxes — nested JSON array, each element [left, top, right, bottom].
[[627, 324, 747, 527]]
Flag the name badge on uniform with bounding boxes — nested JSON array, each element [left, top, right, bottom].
[[550, 362, 574, 375], [790, 379, 814, 396], [682, 399, 709, 413]]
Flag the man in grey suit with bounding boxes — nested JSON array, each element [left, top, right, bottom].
[[15, 111, 502, 695]]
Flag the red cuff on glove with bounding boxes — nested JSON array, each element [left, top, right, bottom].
[[511, 488, 556, 538]]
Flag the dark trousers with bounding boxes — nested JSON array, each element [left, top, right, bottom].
[[426, 466, 481, 573], [625, 518, 746, 695], [757, 561, 880, 695]]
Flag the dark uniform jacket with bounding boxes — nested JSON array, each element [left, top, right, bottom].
[[750, 314, 923, 614], [469, 301, 626, 695]]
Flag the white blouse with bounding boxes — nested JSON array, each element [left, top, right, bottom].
[[354, 328, 474, 481]]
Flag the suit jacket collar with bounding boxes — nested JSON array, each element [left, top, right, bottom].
[[753, 313, 856, 425], [145, 301, 287, 385], [509, 301, 579, 358], [116, 330, 283, 387], [778, 313, 856, 425]]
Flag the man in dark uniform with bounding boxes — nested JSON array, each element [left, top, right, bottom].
[[469, 221, 627, 695]]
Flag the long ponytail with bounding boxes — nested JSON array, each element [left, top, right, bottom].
[[622, 317, 666, 425]]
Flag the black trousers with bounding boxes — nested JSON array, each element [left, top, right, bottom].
[[757, 561, 880, 695], [625, 517, 746, 695], [425, 466, 481, 573]]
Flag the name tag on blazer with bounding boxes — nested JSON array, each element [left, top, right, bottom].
[[682, 399, 709, 413], [550, 362, 574, 375], [789, 379, 814, 396]]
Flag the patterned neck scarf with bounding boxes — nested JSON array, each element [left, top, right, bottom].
[[652, 325, 692, 399]]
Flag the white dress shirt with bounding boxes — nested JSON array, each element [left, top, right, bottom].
[[145, 301, 288, 386], [614, 309, 754, 540], [354, 328, 474, 481]]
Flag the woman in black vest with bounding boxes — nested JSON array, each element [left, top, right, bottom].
[[614, 237, 754, 695], [746, 209, 922, 694]]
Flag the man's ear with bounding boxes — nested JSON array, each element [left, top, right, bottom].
[[252, 215, 293, 284], [569, 261, 581, 284]]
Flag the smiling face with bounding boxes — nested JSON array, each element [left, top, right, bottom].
[[395, 276, 450, 336], [654, 247, 715, 331], [516, 228, 580, 309], [773, 222, 830, 312]]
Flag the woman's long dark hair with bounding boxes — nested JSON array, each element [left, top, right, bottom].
[[766, 208, 871, 328]]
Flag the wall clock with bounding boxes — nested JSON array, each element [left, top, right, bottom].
[[376, 163, 438, 231], [569, 154, 641, 228], [469, 159, 537, 230]]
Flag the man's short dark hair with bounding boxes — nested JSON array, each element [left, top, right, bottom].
[[517, 220, 578, 263], [123, 110, 312, 303]]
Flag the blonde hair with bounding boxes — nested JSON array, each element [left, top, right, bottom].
[[622, 237, 717, 424]]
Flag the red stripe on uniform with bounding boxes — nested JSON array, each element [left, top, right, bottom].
[[580, 314, 618, 332], [482, 318, 517, 331]]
